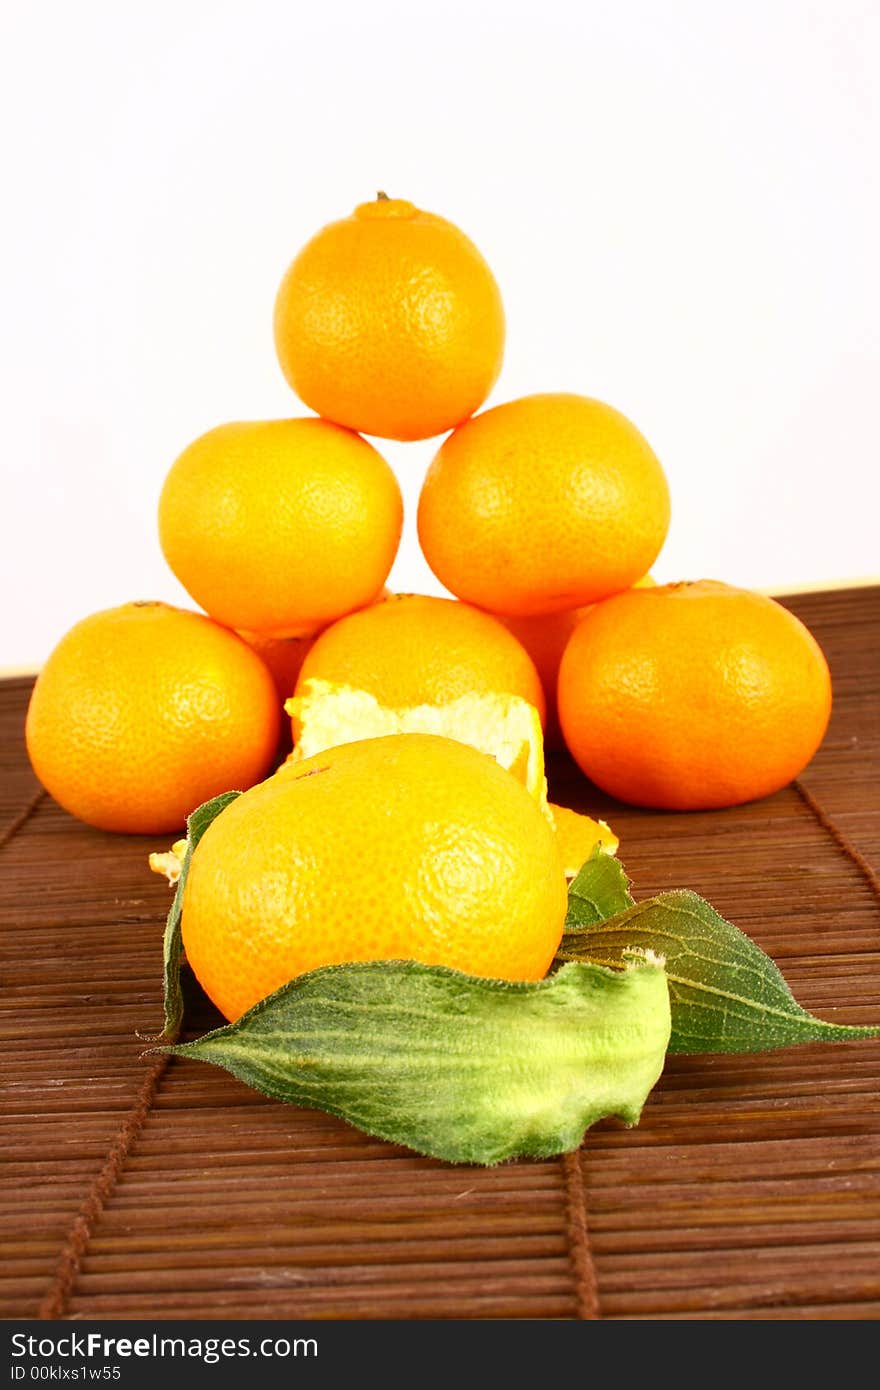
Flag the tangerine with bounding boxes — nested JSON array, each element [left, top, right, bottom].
[[25, 602, 281, 834], [417, 393, 670, 616], [273, 195, 505, 441], [557, 580, 833, 810], [158, 418, 402, 636], [181, 734, 568, 1021], [295, 593, 546, 727]]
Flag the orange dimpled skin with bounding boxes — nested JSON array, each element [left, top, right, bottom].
[[236, 589, 393, 704], [417, 393, 671, 616], [25, 603, 281, 834], [494, 607, 593, 749], [557, 581, 833, 811], [495, 574, 655, 748], [296, 593, 546, 727], [158, 418, 403, 637], [273, 196, 506, 442], [234, 629, 319, 705], [181, 734, 568, 1021]]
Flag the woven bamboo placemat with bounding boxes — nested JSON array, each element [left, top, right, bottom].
[[2, 587, 878, 1320]]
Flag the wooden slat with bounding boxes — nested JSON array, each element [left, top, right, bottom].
[[1, 587, 878, 1320]]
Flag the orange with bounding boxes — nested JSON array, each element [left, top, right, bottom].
[[158, 418, 402, 636], [285, 680, 549, 809], [495, 575, 655, 748], [282, 677, 621, 875], [181, 733, 568, 1021], [25, 602, 281, 834], [557, 580, 833, 810], [417, 393, 670, 616], [295, 593, 546, 728], [272, 195, 505, 441]]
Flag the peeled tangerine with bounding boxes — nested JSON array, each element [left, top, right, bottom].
[[179, 734, 570, 1022], [285, 679, 618, 876], [150, 685, 616, 918]]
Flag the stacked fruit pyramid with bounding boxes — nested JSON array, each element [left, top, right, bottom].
[[25, 193, 833, 1028]]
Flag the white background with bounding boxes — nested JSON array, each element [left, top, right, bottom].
[[2, 0, 878, 669]]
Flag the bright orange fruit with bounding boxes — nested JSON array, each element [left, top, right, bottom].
[[295, 593, 546, 727], [273, 195, 505, 441], [181, 733, 568, 1020], [158, 418, 402, 636], [557, 580, 833, 810], [25, 602, 281, 834], [285, 680, 549, 808], [417, 393, 670, 616]]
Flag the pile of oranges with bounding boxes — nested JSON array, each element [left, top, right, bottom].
[[26, 192, 832, 842]]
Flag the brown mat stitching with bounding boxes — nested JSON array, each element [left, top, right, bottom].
[[794, 779, 880, 906], [0, 788, 45, 853], [37, 1048, 173, 1319], [561, 1149, 601, 1319]]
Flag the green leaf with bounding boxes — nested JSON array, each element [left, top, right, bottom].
[[155, 955, 672, 1165], [556, 888, 880, 1054], [565, 847, 635, 930], [146, 790, 241, 1042]]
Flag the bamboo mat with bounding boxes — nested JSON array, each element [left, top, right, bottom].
[[2, 587, 878, 1322]]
